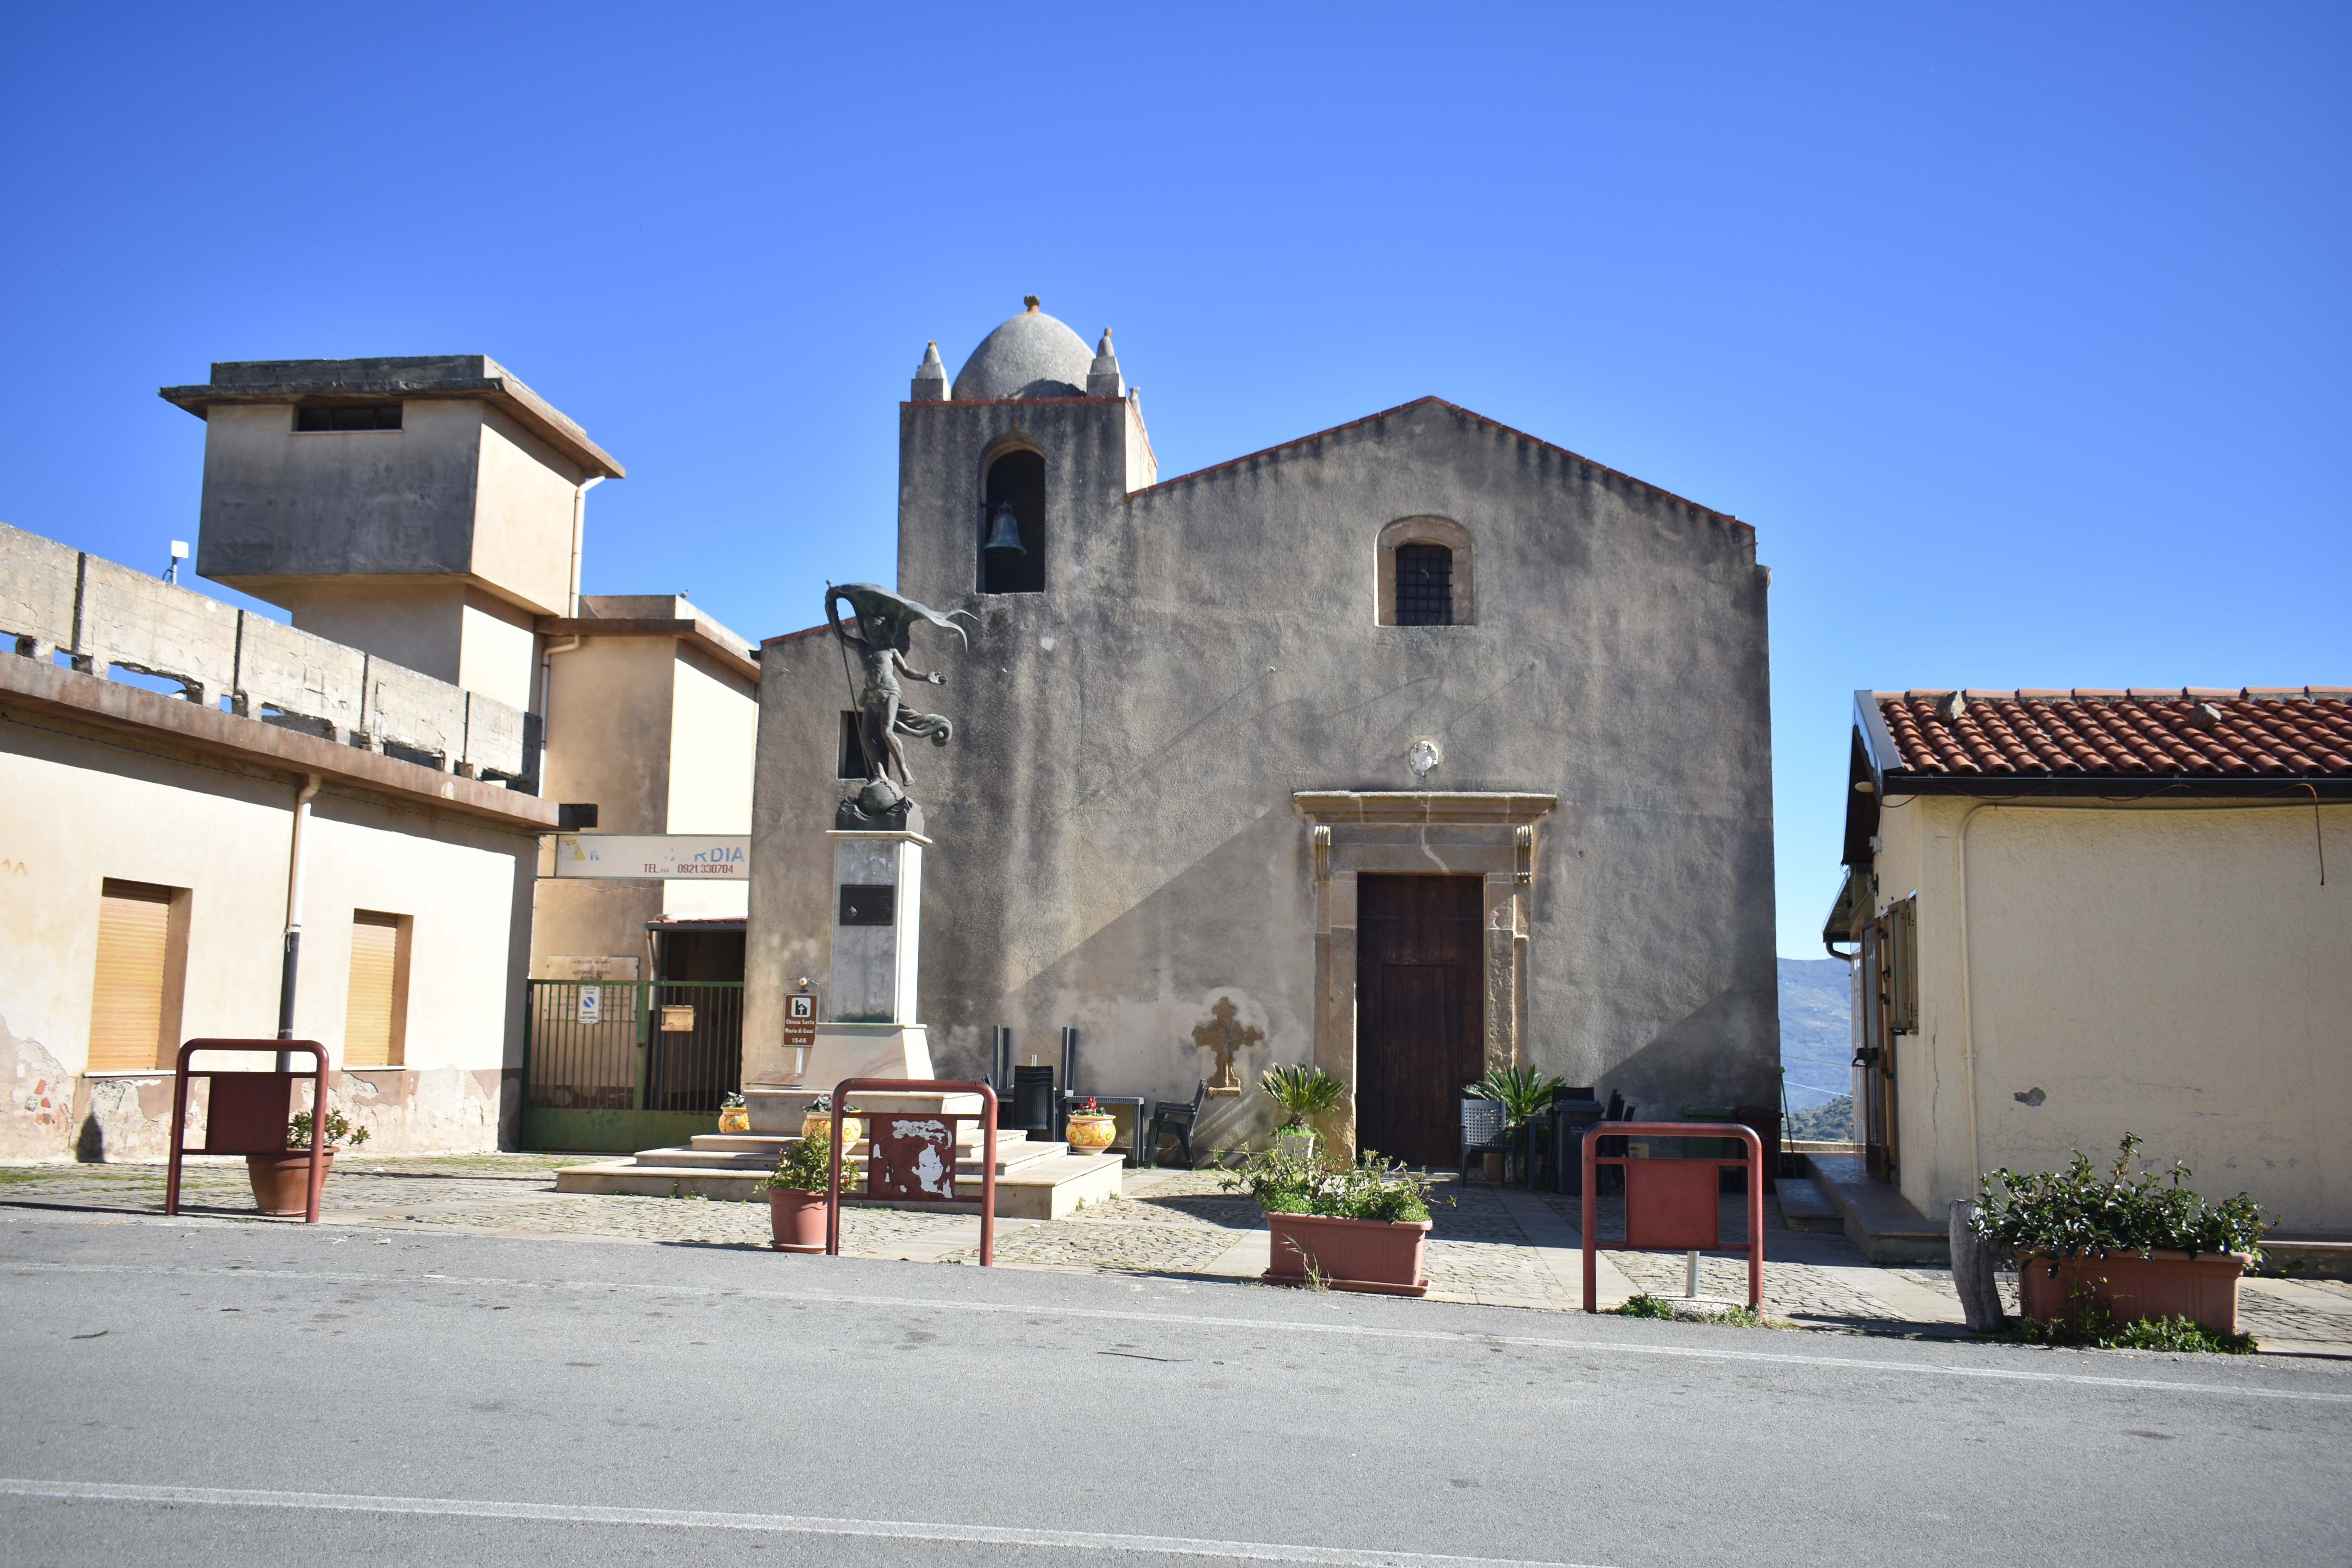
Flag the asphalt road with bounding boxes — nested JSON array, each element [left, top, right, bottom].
[[2, 1209, 2348, 1568]]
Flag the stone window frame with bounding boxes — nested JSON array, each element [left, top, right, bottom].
[[1295, 791, 1555, 1159], [1375, 516, 1474, 627]]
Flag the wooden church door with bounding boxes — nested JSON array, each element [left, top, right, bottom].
[[1356, 875, 1486, 1167]]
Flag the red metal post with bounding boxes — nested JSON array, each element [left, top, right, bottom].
[[977, 1082, 996, 1268], [165, 1040, 329, 1223], [1580, 1120, 1768, 1313], [1581, 1127, 1599, 1313], [165, 1041, 194, 1216], [823, 1079, 1000, 1266]]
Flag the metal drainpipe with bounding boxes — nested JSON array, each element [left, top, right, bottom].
[[275, 773, 324, 1070]]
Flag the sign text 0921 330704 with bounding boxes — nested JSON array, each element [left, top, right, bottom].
[[551, 835, 750, 879]]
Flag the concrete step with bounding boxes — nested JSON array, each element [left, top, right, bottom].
[[593, 1142, 1073, 1175], [552, 1149, 1124, 1219], [1773, 1175, 1844, 1232], [1804, 1153, 1949, 1264]]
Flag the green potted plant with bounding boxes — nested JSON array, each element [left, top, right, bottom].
[[1973, 1133, 2271, 1337], [248, 1108, 369, 1215], [1259, 1063, 1346, 1163], [1220, 1144, 1444, 1295], [761, 1131, 855, 1253]]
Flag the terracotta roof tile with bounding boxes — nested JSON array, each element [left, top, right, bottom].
[[1873, 689, 2352, 780]]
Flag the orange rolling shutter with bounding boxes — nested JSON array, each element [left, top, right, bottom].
[[90, 880, 171, 1071], [345, 914, 401, 1068]]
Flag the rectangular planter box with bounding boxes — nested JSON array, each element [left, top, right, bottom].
[[2018, 1249, 2251, 1336], [1262, 1210, 1431, 1297]]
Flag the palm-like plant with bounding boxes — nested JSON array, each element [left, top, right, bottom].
[[1259, 1063, 1347, 1130], [1465, 1065, 1566, 1128]]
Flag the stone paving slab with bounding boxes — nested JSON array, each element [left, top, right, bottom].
[[7, 1156, 2348, 1356]]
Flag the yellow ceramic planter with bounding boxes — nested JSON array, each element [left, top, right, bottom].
[[803, 1111, 864, 1147], [1066, 1114, 1118, 1155], [717, 1105, 750, 1134]]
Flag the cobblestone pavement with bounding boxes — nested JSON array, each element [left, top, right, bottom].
[[8, 1156, 2348, 1354]]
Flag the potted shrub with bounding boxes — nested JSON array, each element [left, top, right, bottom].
[[1259, 1063, 1345, 1163], [1973, 1133, 2271, 1337], [761, 1131, 854, 1253], [248, 1108, 368, 1215], [1221, 1145, 1443, 1296], [1465, 1065, 1565, 1182], [1064, 1096, 1118, 1155], [717, 1092, 750, 1135]]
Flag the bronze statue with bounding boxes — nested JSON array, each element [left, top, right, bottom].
[[826, 583, 968, 829]]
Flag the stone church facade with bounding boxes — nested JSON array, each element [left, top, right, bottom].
[[746, 303, 1778, 1163]]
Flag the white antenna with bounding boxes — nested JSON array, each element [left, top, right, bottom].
[[164, 541, 189, 585]]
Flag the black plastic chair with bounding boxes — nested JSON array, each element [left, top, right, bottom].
[[1459, 1098, 1512, 1183], [1144, 1080, 1207, 1169]]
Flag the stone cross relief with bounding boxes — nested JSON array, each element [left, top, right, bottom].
[[1192, 997, 1262, 1096]]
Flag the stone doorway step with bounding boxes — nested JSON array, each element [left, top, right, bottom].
[[552, 1131, 1124, 1220]]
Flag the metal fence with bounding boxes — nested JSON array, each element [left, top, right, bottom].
[[524, 980, 744, 1116]]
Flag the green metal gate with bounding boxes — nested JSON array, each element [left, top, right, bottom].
[[521, 980, 745, 1152]]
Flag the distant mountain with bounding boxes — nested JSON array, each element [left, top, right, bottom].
[[1777, 956, 1854, 1110]]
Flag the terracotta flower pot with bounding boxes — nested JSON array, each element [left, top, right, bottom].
[[768, 1188, 828, 1253], [2017, 1248, 2252, 1336], [246, 1151, 334, 1215], [1066, 1114, 1117, 1155], [1262, 1210, 1432, 1296]]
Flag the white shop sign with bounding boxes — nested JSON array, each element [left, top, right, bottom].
[[552, 835, 751, 879]]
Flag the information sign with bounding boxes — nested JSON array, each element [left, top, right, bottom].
[[552, 835, 750, 879]]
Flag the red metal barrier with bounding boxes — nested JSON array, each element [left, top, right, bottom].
[[1582, 1120, 1765, 1312], [164, 1040, 331, 1224], [823, 1078, 998, 1266]]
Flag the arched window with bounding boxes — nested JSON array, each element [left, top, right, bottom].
[[979, 448, 1045, 594], [1396, 545, 1452, 625], [1376, 517, 1474, 625]]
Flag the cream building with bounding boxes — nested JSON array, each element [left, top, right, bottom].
[[1829, 686, 2351, 1236], [1, 356, 759, 1160]]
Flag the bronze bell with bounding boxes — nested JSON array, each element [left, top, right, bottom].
[[981, 500, 1026, 555]]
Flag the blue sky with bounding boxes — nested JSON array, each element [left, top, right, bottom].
[[3, 4, 2343, 956]]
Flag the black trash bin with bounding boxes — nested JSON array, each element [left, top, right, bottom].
[[1550, 1089, 1605, 1194]]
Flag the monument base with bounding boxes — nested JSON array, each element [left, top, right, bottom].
[[746, 1022, 962, 1134]]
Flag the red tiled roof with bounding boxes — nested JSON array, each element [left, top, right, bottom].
[[1873, 689, 2352, 780]]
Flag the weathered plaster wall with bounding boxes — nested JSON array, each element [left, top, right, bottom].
[[470, 408, 585, 616], [1877, 794, 2350, 1230], [197, 401, 485, 586], [0, 703, 535, 1158], [750, 396, 1777, 1146]]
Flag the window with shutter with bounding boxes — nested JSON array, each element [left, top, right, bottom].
[[90, 880, 174, 1071], [345, 912, 407, 1067]]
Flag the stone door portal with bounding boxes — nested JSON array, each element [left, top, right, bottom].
[[1355, 875, 1486, 1167]]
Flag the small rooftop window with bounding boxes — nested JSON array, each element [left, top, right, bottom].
[[295, 405, 402, 432]]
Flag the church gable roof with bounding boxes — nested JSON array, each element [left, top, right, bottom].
[[1135, 396, 1750, 533]]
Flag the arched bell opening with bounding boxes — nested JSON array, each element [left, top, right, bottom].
[[979, 448, 1046, 595]]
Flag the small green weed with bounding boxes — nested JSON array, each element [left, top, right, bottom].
[[1613, 1292, 1774, 1328], [2004, 1301, 2255, 1354]]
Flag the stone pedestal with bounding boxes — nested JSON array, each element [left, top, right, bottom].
[[828, 829, 925, 1024], [745, 828, 946, 1134]]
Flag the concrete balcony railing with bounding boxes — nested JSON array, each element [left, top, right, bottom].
[[0, 520, 535, 784]]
